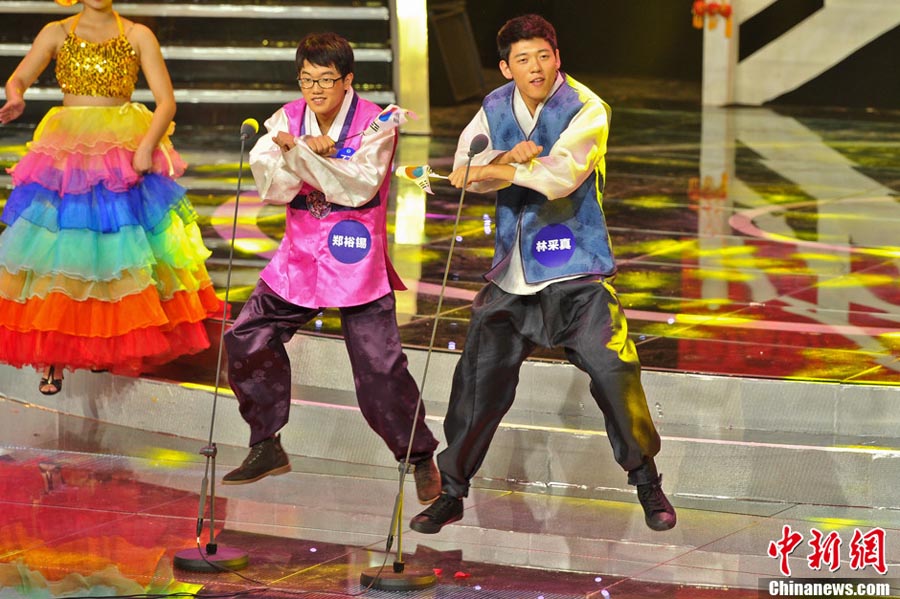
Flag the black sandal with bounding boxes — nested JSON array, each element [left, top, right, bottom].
[[39, 366, 63, 396]]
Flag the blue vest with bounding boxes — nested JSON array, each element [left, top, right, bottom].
[[483, 76, 615, 283]]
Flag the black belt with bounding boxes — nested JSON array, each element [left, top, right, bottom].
[[289, 194, 380, 213]]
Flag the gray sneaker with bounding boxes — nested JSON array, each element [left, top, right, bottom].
[[223, 435, 291, 485], [637, 474, 677, 531]]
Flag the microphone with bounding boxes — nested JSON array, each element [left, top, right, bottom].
[[240, 118, 259, 141], [467, 133, 489, 157], [363, 132, 492, 592], [173, 117, 259, 573]]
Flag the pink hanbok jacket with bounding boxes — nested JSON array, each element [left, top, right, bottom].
[[249, 91, 405, 308]]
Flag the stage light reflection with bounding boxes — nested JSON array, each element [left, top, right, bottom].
[[395, 187, 426, 245], [142, 447, 196, 465], [233, 237, 279, 255]]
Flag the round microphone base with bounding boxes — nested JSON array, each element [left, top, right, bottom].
[[359, 566, 437, 591], [174, 546, 249, 573]]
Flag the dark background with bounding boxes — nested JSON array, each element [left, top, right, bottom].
[[430, 0, 899, 110]]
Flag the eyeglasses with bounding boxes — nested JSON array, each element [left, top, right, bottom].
[[297, 76, 345, 90]]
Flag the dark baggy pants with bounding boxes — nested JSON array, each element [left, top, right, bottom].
[[438, 277, 661, 498], [224, 279, 438, 463]]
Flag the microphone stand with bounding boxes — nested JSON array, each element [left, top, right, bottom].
[[173, 120, 258, 572], [360, 134, 489, 591]]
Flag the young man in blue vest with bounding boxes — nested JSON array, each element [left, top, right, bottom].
[[410, 14, 676, 533]]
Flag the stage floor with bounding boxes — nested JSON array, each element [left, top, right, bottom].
[[2, 396, 768, 599], [1, 75, 898, 388], [1, 393, 897, 598], [1, 76, 899, 597], [169, 80, 900, 388]]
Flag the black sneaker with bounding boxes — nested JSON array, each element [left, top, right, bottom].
[[636, 475, 677, 531], [222, 435, 291, 485], [409, 493, 463, 534], [412, 458, 441, 505]]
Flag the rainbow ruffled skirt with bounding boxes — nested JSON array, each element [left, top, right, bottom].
[[0, 103, 221, 374]]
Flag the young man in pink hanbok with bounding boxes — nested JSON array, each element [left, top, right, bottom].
[[222, 33, 440, 505]]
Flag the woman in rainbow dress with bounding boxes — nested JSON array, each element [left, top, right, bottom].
[[0, 0, 221, 394]]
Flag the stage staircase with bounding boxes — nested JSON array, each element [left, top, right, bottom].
[[2, 334, 898, 589], [0, 0, 406, 128]]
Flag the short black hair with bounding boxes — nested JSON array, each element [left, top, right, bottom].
[[295, 32, 354, 76], [496, 14, 558, 63]]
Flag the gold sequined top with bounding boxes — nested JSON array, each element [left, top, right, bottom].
[[55, 12, 139, 98]]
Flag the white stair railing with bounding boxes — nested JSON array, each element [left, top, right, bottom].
[[701, 0, 900, 106]]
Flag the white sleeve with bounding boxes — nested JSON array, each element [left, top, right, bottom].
[[511, 98, 609, 200], [453, 109, 505, 169], [248, 109, 303, 205], [279, 120, 396, 208], [452, 108, 509, 194]]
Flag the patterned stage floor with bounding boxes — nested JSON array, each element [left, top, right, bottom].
[[1, 77, 898, 598]]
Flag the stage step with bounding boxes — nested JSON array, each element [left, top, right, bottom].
[[4, 394, 898, 590], [2, 333, 897, 512], [0, 0, 396, 125]]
